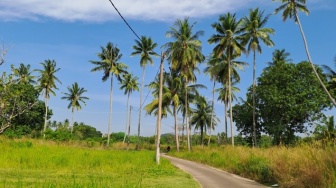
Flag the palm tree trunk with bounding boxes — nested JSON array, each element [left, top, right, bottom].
[[43, 97, 49, 138], [224, 86, 228, 143], [208, 80, 216, 146], [136, 67, 145, 150], [201, 126, 204, 146], [252, 50, 257, 147], [224, 100, 229, 144], [123, 93, 130, 143], [185, 82, 191, 151], [182, 116, 185, 146], [228, 50, 234, 147], [295, 13, 336, 106], [71, 108, 74, 134], [174, 105, 180, 152], [107, 76, 113, 146], [156, 56, 164, 165]]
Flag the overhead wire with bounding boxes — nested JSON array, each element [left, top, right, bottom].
[[108, 0, 141, 41], [107, 0, 163, 111]]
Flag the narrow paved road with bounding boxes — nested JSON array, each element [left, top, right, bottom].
[[162, 154, 268, 188]]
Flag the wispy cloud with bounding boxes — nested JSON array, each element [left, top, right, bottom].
[[0, 0, 279, 22]]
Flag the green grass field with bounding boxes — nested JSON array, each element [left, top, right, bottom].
[[0, 138, 200, 188]]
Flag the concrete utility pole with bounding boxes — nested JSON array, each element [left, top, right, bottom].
[[156, 52, 165, 165]]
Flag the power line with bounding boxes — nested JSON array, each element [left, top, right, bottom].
[[107, 0, 164, 112], [108, 0, 141, 41]]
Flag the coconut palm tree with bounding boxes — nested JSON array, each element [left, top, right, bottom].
[[177, 81, 206, 146], [208, 13, 245, 146], [119, 73, 139, 143], [268, 49, 292, 66], [212, 53, 248, 142], [131, 36, 159, 149], [166, 70, 184, 151], [190, 95, 219, 146], [90, 42, 128, 146], [36, 59, 61, 138], [163, 17, 205, 151], [215, 80, 241, 143], [241, 8, 275, 147], [145, 72, 172, 118], [274, 0, 336, 106], [203, 54, 219, 146], [11, 63, 36, 85], [61, 82, 89, 134]]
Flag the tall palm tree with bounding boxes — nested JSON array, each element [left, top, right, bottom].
[[131, 36, 159, 149], [36, 59, 61, 137], [119, 73, 139, 143], [241, 8, 275, 147], [145, 72, 172, 118], [203, 54, 219, 146], [274, 0, 336, 106], [208, 13, 245, 146], [61, 82, 89, 133], [163, 17, 205, 151], [190, 95, 219, 146], [212, 53, 248, 142], [163, 69, 183, 151], [11, 63, 36, 85], [215, 80, 241, 143], [90, 42, 128, 146], [146, 69, 184, 151], [177, 82, 206, 146]]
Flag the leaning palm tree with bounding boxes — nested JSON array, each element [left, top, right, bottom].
[[241, 8, 275, 147], [208, 13, 245, 146], [131, 36, 159, 149], [190, 95, 219, 146], [274, 0, 336, 106], [90, 42, 128, 146], [36, 59, 61, 137], [163, 17, 205, 151], [61, 82, 89, 134], [119, 73, 139, 143], [11, 63, 36, 85]]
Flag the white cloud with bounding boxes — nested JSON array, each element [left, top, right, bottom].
[[0, 0, 277, 22]]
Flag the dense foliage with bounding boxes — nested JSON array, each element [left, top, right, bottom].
[[233, 61, 332, 145]]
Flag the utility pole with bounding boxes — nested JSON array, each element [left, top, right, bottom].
[[156, 52, 165, 165]]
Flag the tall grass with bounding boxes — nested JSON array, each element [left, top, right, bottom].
[[169, 143, 336, 188], [0, 138, 199, 188]]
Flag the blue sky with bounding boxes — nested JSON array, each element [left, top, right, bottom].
[[1, 0, 335, 136]]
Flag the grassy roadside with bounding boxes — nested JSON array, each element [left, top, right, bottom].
[[0, 138, 200, 188], [168, 144, 336, 188]]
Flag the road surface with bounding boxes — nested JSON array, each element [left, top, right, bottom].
[[162, 154, 268, 188]]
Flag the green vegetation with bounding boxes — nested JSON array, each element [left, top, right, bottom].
[[169, 144, 336, 187], [2, 1, 336, 187], [0, 138, 199, 188]]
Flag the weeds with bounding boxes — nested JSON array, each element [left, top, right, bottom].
[[169, 144, 336, 187]]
